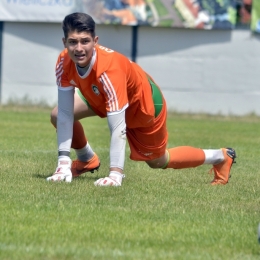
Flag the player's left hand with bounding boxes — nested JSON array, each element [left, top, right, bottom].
[[94, 171, 125, 187], [94, 176, 121, 186]]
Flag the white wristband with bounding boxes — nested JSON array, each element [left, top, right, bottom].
[[58, 156, 71, 167]]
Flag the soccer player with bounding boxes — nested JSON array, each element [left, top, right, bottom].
[[47, 12, 236, 186]]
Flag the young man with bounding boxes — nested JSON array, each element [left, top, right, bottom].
[[47, 12, 236, 186]]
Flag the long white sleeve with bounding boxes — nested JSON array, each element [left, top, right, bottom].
[[57, 87, 74, 154], [107, 110, 126, 170]]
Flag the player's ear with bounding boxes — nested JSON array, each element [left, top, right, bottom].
[[62, 37, 66, 48], [94, 36, 99, 46]]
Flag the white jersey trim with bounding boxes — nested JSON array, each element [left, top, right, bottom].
[[107, 103, 128, 116], [76, 48, 96, 79], [100, 72, 121, 112], [56, 57, 64, 87]]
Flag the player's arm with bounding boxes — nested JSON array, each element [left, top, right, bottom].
[[108, 110, 126, 172], [94, 110, 127, 186], [57, 86, 74, 156], [94, 67, 129, 186], [47, 86, 74, 182]]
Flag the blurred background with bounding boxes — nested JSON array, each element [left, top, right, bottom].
[[0, 0, 259, 115]]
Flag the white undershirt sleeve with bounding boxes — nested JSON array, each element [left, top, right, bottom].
[[57, 86, 74, 154], [107, 110, 127, 170]]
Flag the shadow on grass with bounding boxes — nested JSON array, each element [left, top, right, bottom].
[[33, 173, 100, 181]]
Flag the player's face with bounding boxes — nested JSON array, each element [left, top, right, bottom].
[[63, 31, 98, 67]]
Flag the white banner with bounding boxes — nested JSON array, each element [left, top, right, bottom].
[[0, 0, 238, 28], [0, 0, 88, 22]]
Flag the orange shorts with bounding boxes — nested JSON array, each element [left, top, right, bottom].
[[126, 96, 168, 161], [77, 78, 168, 162]]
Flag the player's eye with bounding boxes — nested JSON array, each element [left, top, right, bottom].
[[82, 39, 89, 44], [69, 40, 77, 45]]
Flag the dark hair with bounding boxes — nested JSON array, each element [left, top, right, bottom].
[[62, 12, 96, 39]]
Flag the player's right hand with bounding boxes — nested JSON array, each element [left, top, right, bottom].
[[46, 157, 72, 183]]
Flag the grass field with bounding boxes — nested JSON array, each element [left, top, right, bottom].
[[0, 106, 260, 260]]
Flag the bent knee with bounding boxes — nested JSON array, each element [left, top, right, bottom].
[[145, 160, 163, 169], [50, 106, 58, 127], [146, 162, 161, 169], [145, 153, 168, 169]]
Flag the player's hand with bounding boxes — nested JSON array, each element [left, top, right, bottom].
[[94, 176, 121, 186], [94, 171, 125, 187], [46, 157, 72, 183]]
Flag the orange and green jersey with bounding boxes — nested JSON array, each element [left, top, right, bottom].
[[55, 44, 155, 128]]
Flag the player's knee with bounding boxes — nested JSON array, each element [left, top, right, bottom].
[[50, 107, 58, 127], [145, 153, 168, 169], [145, 161, 161, 169]]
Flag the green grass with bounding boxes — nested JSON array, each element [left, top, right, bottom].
[[0, 106, 260, 260]]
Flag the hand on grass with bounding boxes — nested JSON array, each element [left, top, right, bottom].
[[94, 171, 125, 187], [46, 157, 72, 183]]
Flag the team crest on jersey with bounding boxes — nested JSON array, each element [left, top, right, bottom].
[[92, 85, 100, 95]]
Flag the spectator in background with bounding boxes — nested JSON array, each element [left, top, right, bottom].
[[102, 0, 148, 25]]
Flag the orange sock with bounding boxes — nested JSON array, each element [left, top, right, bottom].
[[165, 146, 205, 169], [71, 121, 87, 149]]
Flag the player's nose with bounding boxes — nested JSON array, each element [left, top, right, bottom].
[[75, 43, 84, 51]]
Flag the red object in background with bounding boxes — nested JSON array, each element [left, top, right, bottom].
[[240, 0, 252, 24]]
